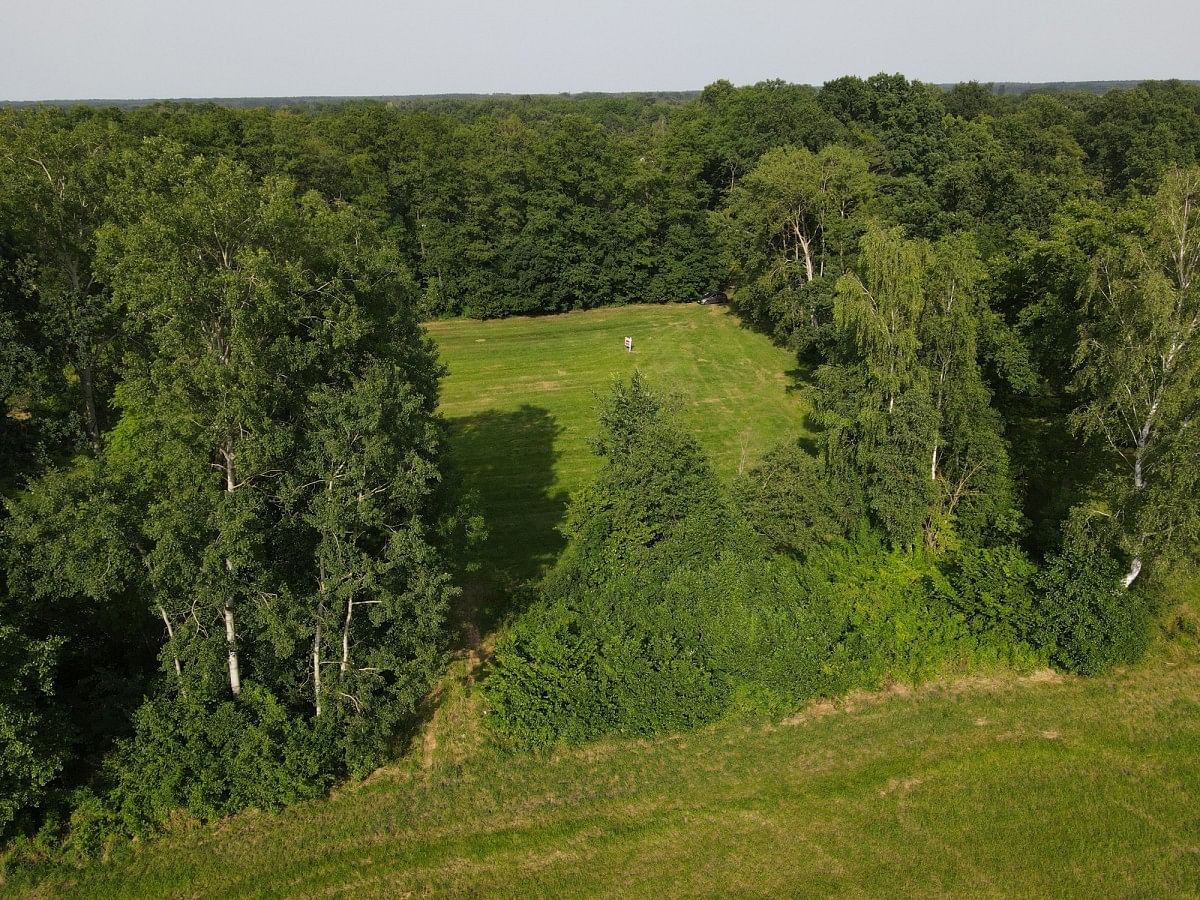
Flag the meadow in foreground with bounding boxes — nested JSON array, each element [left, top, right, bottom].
[[20, 645, 1200, 898]]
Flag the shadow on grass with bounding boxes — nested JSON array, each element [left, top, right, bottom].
[[447, 404, 568, 631]]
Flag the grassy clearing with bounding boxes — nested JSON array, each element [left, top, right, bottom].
[[427, 304, 810, 580], [19, 654, 1200, 898]]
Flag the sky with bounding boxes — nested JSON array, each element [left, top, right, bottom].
[[2, 0, 1198, 101]]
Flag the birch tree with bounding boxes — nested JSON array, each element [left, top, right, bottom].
[[834, 223, 928, 415], [1073, 166, 1200, 587], [921, 233, 1015, 544], [822, 224, 933, 542], [95, 141, 453, 791], [297, 359, 453, 747], [720, 145, 874, 336], [824, 225, 1015, 545]]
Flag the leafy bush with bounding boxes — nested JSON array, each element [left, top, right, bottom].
[[734, 441, 864, 558], [1031, 549, 1154, 675], [803, 539, 973, 686], [929, 545, 1042, 652], [485, 376, 844, 748], [486, 556, 843, 748], [0, 624, 66, 839], [105, 686, 337, 835], [485, 376, 1047, 750]]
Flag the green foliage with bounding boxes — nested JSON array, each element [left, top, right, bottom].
[[1071, 166, 1200, 584], [0, 622, 65, 838], [1032, 548, 1153, 675], [485, 376, 839, 747], [485, 376, 1041, 751], [717, 144, 874, 347], [487, 556, 843, 747], [733, 440, 863, 558], [818, 225, 1019, 548], [105, 686, 336, 833], [3, 76, 1200, 860], [929, 545, 1040, 649], [1082, 81, 1200, 191], [800, 536, 1038, 688]]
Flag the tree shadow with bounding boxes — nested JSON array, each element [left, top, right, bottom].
[[445, 404, 567, 633], [797, 410, 824, 457], [784, 362, 819, 395]]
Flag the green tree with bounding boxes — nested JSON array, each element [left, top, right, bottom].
[[922, 233, 1017, 543], [0, 620, 64, 837], [721, 144, 874, 286], [0, 110, 129, 453], [823, 225, 1016, 545], [834, 223, 929, 415], [1072, 166, 1200, 586], [96, 142, 454, 729]]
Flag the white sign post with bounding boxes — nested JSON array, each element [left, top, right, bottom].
[[624, 336, 633, 352]]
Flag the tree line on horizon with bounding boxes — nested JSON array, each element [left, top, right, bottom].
[[0, 74, 1198, 866]]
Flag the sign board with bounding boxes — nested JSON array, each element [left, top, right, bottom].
[[624, 336, 633, 352]]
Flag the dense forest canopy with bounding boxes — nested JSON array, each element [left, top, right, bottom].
[[1, 75, 1198, 865]]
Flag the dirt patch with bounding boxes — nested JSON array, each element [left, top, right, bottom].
[[781, 699, 841, 727], [779, 668, 1071, 733], [1024, 668, 1065, 684], [880, 776, 925, 797]]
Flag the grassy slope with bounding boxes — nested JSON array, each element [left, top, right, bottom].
[[24, 655, 1200, 898], [427, 304, 810, 579]]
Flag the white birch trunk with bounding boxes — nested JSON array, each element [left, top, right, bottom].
[[312, 619, 322, 717], [223, 445, 242, 695], [158, 604, 184, 689], [1123, 557, 1143, 589], [223, 590, 241, 695], [341, 597, 353, 674]]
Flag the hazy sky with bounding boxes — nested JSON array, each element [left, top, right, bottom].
[[2, 0, 1197, 100]]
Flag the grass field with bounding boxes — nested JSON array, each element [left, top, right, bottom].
[[20, 651, 1200, 898], [427, 304, 810, 580]]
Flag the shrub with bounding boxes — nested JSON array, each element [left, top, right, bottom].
[[106, 686, 337, 836], [0, 625, 66, 840], [485, 375, 1047, 751], [930, 545, 1041, 651], [484, 376, 844, 748], [1032, 549, 1154, 675], [485, 556, 843, 748], [734, 441, 864, 558]]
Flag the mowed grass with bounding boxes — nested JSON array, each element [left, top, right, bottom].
[[23, 656, 1200, 898], [426, 304, 809, 579]]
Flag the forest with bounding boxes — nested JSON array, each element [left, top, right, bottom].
[[1, 75, 1198, 869]]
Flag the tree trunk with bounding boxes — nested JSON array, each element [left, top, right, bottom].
[[341, 597, 354, 674], [1123, 557, 1143, 589], [1125, 427, 1151, 588], [224, 588, 241, 695], [223, 444, 242, 695], [79, 360, 102, 454], [158, 604, 184, 690], [793, 223, 815, 282], [312, 619, 322, 717]]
